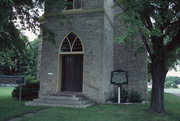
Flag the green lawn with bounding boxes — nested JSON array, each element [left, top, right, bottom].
[[20, 93, 179, 121], [0, 87, 45, 121], [0, 87, 179, 121]]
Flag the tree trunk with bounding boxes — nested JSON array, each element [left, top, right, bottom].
[[148, 59, 167, 114]]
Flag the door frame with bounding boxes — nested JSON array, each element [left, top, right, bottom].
[[56, 31, 84, 93], [57, 53, 84, 92], [61, 54, 83, 92]]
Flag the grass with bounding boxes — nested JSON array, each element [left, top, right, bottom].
[[0, 87, 45, 121], [20, 93, 180, 121], [0, 87, 179, 121]]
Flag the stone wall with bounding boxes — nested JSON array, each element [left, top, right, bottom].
[[38, 0, 147, 103], [82, 0, 103, 9], [39, 7, 114, 103], [113, 43, 148, 100], [113, 5, 148, 100]]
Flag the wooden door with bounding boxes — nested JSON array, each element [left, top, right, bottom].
[[61, 55, 83, 92]]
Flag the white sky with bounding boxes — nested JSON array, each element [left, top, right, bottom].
[[22, 30, 39, 41], [18, 8, 44, 41], [167, 65, 180, 77]]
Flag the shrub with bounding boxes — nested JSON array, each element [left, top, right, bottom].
[[121, 89, 128, 102], [12, 82, 39, 101], [111, 88, 129, 103], [25, 75, 37, 83], [165, 81, 178, 88], [128, 90, 143, 103]]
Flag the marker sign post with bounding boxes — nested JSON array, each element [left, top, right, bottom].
[[111, 70, 128, 104], [0, 75, 25, 101]]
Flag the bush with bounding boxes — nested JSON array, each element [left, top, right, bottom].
[[121, 89, 128, 102], [165, 81, 178, 88], [111, 89, 143, 103], [128, 90, 143, 103], [111, 88, 129, 103], [12, 82, 39, 101]]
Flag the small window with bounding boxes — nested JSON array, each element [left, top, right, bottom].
[[60, 32, 83, 53], [61, 38, 71, 52], [65, 0, 82, 10]]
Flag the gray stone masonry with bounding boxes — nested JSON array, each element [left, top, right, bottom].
[[113, 5, 148, 100], [36, 0, 147, 105]]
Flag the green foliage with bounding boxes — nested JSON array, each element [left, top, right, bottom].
[[111, 88, 128, 103], [42, 26, 57, 45], [0, 36, 40, 77], [0, 34, 29, 75], [0, 0, 64, 51], [165, 76, 180, 88], [12, 81, 39, 101], [25, 38, 40, 77], [128, 90, 143, 103], [121, 88, 129, 102], [116, 0, 180, 112], [165, 81, 178, 88], [116, 0, 180, 70], [166, 76, 180, 84], [26, 75, 38, 83], [45, 0, 65, 14], [112, 89, 142, 103]]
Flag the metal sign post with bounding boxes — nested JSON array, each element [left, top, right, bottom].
[[111, 70, 128, 104], [19, 85, 22, 101], [118, 86, 121, 104]]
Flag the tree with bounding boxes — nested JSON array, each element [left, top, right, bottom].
[[165, 76, 180, 88], [0, 0, 64, 76], [0, 34, 29, 75], [0, 36, 40, 79], [25, 38, 40, 77], [0, 0, 65, 50], [116, 0, 180, 113]]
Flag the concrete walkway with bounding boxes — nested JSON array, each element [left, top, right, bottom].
[[164, 89, 180, 97]]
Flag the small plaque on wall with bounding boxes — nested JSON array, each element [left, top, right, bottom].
[[111, 70, 128, 85]]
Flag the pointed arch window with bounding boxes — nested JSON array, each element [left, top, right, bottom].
[[60, 32, 83, 53]]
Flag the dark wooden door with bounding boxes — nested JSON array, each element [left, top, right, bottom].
[[62, 55, 83, 92]]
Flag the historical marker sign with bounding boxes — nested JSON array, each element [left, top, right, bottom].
[[111, 70, 128, 104], [111, 70, 128, 85], [0, 75, 25, 85]]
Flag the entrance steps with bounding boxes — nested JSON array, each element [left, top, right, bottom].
[[25, 92, 94, 108]]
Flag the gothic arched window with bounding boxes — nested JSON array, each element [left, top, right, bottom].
[[60, 32, 83, 53]]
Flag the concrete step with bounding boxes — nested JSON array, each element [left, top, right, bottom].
[[39, 96, 83, 101], [25, 94, 94, 108], [33, 98, 92, 105], [26, 101, 94, 108]]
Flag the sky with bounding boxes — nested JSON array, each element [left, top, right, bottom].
[[22, 30, 39, 41], [167, 65, 180, 77], [19, 9, 44, 41]]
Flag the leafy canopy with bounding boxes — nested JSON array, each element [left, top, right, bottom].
[[0, 0, 65, 50], [116, 0, 180, 70]]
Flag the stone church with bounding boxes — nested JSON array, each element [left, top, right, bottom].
[[27, 0, 147, 107]]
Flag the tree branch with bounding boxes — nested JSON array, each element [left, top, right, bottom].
[[166, 33, 180, 52], [139, 30, 153, 58], [144, 15, 153, 30]]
